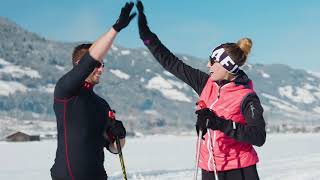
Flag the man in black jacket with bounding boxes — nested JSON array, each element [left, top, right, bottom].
[[50, 2, 136, 180]]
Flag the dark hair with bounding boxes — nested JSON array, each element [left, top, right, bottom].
[[222, 38, 252, 67], [72, 43, 92, 65]]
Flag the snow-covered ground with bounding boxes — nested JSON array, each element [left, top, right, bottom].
[[0, 133, 320, 180]]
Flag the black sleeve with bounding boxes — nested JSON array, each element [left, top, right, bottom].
[[143, 33, 209, 95], [54, 52, 101, 99], [216, 94, 266, 147]]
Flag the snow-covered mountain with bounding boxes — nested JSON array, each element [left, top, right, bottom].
[[1, 17, 320, 136]]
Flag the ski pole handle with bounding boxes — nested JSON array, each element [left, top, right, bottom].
[[196, 100, 207, 109], [195, 102, 219, 180], [108, 110, 128, 180], [108, 110, 116, 120], [194, 100, 208, 180]]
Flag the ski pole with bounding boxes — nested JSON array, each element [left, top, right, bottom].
[[194, 101, 219, 180], [108, 111, 128, 180], [206, 126, 219, 180], [115, 137, 128, 180], [194, 100, 207, 180], [194, 129, 202, 180]]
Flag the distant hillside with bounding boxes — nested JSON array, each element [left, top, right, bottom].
[[1, 16, 320, 136]]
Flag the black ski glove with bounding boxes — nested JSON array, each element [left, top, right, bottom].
[[136, 0, 154, 41], [113, 2, 137, 32], [195, 108, 221, 139], [109, 120, 126, 139]]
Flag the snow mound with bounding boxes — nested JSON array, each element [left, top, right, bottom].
[[146, 75, 191, 102], [121, 50, 131, 55], [110, 69, 130, 80], [278, 85, 315, 104], [0, 80, 28, 96], [0, 58, 41, 78]]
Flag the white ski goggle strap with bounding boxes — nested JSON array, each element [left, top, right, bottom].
[[210, 46, 240, 75]]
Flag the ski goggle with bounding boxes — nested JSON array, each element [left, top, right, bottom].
[[209, 57, 218, 66], [97, 62, 105, 68]]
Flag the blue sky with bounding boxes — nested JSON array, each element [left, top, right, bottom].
[[1, 0, 319, 71]]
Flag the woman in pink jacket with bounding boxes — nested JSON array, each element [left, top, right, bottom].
[[136, 1, 266, 180]]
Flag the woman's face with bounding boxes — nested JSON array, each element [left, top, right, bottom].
[[207, 60, 229, 81]]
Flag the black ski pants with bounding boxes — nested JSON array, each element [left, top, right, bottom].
[[52, 176, 107, 180], [202, 165, 260, 180]]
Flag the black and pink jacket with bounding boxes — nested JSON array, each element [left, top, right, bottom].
[[142, 32, 266, 172]]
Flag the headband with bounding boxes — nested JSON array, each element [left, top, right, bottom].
[[210, 45, 240, 74]]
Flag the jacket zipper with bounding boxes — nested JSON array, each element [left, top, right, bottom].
[[207, 83, 223, 171]]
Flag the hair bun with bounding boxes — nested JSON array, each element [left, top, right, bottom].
[[237, 38, 252, 56]]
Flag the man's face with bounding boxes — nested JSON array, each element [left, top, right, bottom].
[[74, 59, 105, 85], [86, 62, 104, 84]]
